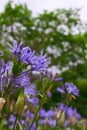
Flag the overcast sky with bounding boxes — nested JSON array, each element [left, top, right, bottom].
[[0, 0, 87, 21]]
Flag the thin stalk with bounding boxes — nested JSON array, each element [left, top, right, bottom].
[[29, 79, 47, 130], [12, 116, 17, 130], [29, 105, 40, 130]]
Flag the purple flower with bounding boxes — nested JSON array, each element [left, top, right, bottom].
[[32, 51, 48, 71], [8, 114, 16, 129], [27, 97, 39, 107], [0, 59, 12, 91], [20, 47, 36, 65], [47, 91, 52, 97], [57, 82, 79, 96], [24, 84, 39, 106], [21, 48, 48, 72], [9, 114, 16, 122], [7, 40, 23, 55], [39, 119, 46, 124], [20, 112, 37, 130], [66, 107, 74, 118], [0, 59, 12, 74], [26, 110, 35, 119], [14, 70, 39, 106], [66, 107, 81, 119], [65, 82, 79, 96], [55, 78, 63, 82], [57, 87, 65, 94], [39, 118, 56, 127], [24, 84, 36, 96], [39, 109, 56, 127], [57, 103, 81, 127], [48, 118, 56, 127], [0, 51, 3, 56], [44, 70, 63, 83], [58, 103, 67, 111], [64, 120, 70, 127], [39, 109, 56, 118], [14, 71, 30, 87]]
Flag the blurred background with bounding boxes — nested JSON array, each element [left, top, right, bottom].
[[0, 0, 87, 117]]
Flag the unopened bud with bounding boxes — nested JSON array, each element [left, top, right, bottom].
[[0, 97, 6, 111]]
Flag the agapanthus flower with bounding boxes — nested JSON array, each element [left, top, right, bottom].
[[21, 47, 48, 72], [0, 59, 12, 75], [39, 109, 56, 117], [25, 110, 35, 119], [20, 110, 37, 130], [21, 50, 48, 71], [48, 118, 56, 127], [32, 51, 48, 71], [9, 114, 16, 122], [8, 40, 48, 72], [65, 106, 81, 126], [14, 72, 38, 106], [14, 71, 30, 87], [4, 114, 16, 130], [58, 103, 81, 120], [24, 84, 38, 104], [55, 77, 63, 82], [0, 51, 3, 56], [44, 70, 63, 82], [58, 103, 67, 111], [57, 82, 79, 96], [57, 87, 65, 94], [20, 47, 36, 65], [39, 109, 56, 127], [24, 84, 39, 106], [65, 82, 79, 96], [24, 84, 36, 96], [0, 59, 12, 91], [47, 91, 52, 97], [66, 107, 81, 119], [57, 103, 81, 127], [27, 97, 39, 107], [7, 40, 23, 55]]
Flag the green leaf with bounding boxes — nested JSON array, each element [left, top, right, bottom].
[[0, 119, 4, 130], [18, 121, 23, 130]]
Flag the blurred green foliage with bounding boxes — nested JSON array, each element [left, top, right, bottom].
[[0, 1, 87, 117]]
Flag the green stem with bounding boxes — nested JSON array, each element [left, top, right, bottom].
[[29, 80, 47, 130], [29, 105, 40, 130], [12, 116, 17, 130]]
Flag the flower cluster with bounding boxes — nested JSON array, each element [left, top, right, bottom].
[[39, 109, 56, 127], [57, 103, 81, 127], [0, 59, 12, 91], [0, 40, 83, 130], [57, 82, 79, 96]]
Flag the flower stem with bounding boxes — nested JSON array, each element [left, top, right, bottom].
[[29, 105, 40, 130], [12, 116, 17, 130]]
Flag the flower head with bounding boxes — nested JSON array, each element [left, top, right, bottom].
[[20, 47, 36, 65], [14, 71, 30, 87], [0, 59, 12, 91], [32, 52, 48, 71], [9, 40, 23, 53], [66, 107, 81, 119], [57, 82, 79, 96], [39, 109, 56, 127], [65, 82, 79, 96]]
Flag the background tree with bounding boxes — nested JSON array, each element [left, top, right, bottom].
[[0, 2, 87, 69]]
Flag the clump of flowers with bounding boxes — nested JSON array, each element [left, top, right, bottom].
[[0, 40, 84, 130], [57, 82, 79, 96]]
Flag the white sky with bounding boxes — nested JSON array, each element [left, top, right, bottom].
[[0, 0, 87, 21]]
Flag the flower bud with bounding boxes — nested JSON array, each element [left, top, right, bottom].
[[15, 91, 25, 115], [0, 97, 6, 111]]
